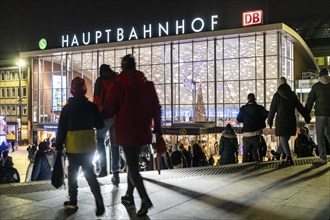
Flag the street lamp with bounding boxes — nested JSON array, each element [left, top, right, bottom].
[[16, 59, 26, 142]]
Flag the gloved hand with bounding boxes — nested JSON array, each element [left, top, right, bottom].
[[305, 115, 311, 124]]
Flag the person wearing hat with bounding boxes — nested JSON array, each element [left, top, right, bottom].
[[305, 68, 330, 165], [219, 123, 239, 165], [93, 64, 122, 186], [55, 76, 105, 216], [30, 141, 55, 181], [268, 78, 311, 166], [237, 93, 269, 162], [102, 54, 161, 217]]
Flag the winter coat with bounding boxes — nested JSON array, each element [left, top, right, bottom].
[[31, 150, 55, 181], [305, 76, 330, 117], [268, 84, 310, 136], [236, 101, 269, 132], [103, 69, 161, 147], [93, 70, 117, 119], [55, 96, 104, 153], [219, 129, 238, 165]]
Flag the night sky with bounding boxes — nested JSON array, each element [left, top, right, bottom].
[[0, 0, 329, 60]]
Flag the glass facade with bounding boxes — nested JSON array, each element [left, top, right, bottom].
[[30, 30, 294, 128]]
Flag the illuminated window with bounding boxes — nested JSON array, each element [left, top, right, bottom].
[[315, 57, 325, 66], [21, 69, 27, 80], [23, 105, 27, 115], [6, 71, 10, 81], [11, 70, 17, 80]]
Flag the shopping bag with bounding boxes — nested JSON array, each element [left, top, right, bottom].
[[51, 153, 64, 189], [152, 133, 167, 175]]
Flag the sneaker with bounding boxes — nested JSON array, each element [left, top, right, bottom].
[[121, 194, 135, 206], [111, 172, 120, 187], [63, 201, 78, 210], [98, 169, 107, 178], [313, 158, 327, 165]]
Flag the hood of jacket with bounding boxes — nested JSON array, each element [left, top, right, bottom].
[[221, 129, 237, 138], [116, 69, 147, 88], [276, 83, 296, 102]]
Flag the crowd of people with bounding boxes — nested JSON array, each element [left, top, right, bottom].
[[0, 58, 328, 218]]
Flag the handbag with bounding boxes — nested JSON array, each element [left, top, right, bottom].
[[151, 133, 167, 174], [51, 152, 64, 189]]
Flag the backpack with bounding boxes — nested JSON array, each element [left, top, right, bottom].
[[0, 166, 20, 184]]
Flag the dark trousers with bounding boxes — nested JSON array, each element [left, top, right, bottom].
[[67, 153, 102, 203], [122, 146, 149, 201], [243, 135, 260, 162]]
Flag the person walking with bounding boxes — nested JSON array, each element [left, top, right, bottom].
[[93, 64, 121, 186], [237, 93, 269, 162], [31, 141, 55, 181], [55, 76, 105, 216], [103, 54, 161, 217], [219, 123, 239, 165], [305, 68, 330, 165], [268, 77, 311, 166]]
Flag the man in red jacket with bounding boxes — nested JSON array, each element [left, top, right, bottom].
[[103, 54, 161, 217]]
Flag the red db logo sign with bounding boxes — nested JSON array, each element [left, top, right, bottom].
[[242, 10, 263, 27]]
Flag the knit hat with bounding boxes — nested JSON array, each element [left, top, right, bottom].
[[319, 68, 329, 77], [70, 77, 87, 96], [100, 64, 111, 74]]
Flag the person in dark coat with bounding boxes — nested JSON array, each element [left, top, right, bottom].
[[93, 64, 121, 183], [268, 77, 311, 166], [192, 143, 208, 167], [219, 124, 239, 165], [237, 93, 269, 162], [55, 76, 105, 216], [31, 141, 55, 181], [305, 68, 330, 165]]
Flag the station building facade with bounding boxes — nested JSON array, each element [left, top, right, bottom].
[[20, 22, 317, 147]]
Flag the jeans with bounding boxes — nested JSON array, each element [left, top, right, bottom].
[[67, 153, 102, 203], [242, 135, 260, 162], [315, 116, 330, 160], [279, 136, 291, 158], [123, 146, 149, 201], [96, 118, 120, 173]]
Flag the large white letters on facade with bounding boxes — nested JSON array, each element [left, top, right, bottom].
[[61, 14, 219, 47]]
